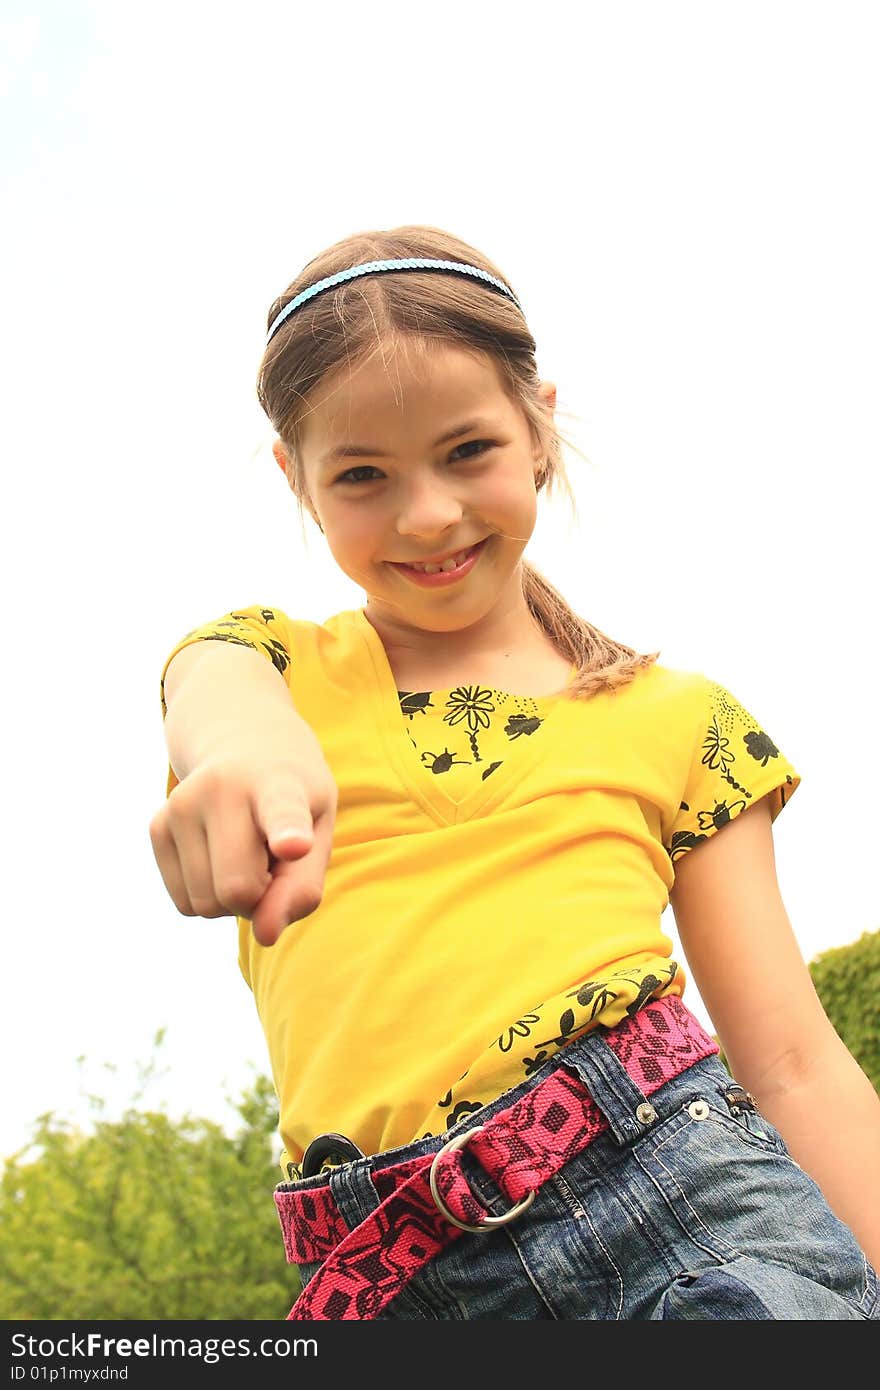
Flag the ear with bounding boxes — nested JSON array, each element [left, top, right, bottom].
[[532, 380, 558, 478], [272, 439, 323, 530], [272, 438, 290, 475]]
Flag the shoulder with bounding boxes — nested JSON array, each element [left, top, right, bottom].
[[630, 664, 797, 781], [160, 604, 354, 697], [594, 663, 715, 760], [611, 662, 714, 719], [169, 604, 360, 650]]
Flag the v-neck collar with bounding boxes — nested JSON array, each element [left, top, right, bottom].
[[350, 607, 575, 826]]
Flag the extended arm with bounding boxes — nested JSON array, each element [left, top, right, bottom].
[[670, 796, 880, 1270], [152, 641, 338, 945]]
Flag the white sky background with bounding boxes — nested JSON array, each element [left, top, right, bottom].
[[1, 1, 877, 1160]]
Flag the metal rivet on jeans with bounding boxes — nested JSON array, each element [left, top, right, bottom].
[[687, 1100, 711, 1120], [636, 1102, 657, 1125]]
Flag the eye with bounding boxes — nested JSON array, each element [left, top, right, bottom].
[[450, 439, 494, 461], [335, 465, 383, 485]]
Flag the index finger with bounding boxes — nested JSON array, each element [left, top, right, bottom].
[[249, 806, 335, 946]]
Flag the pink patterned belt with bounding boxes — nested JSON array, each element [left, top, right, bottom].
[[275, 997, 718, 1320]]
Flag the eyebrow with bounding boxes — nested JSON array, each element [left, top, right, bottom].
[[319, 418, 498, 466]]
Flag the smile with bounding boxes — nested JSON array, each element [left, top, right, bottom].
[[390, 539, 487, 587]]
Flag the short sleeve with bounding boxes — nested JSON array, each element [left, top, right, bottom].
[[159, 604, 294, 795], [159, 605, 293, 718], [666, 680, 801, 863]]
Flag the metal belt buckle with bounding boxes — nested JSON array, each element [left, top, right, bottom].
[[428, 1125, 536, 1234], [301, 1132, 366, 1179]]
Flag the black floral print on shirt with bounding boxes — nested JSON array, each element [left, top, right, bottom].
[[160, 610, 291, 716], [666, 683, 795, 862], [397, 685, 547, 781], [421, 960, 682, 1137], [445, 686, 497, 761]]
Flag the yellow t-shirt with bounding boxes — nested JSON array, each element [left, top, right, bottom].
[[161, 605, 800, 1174]]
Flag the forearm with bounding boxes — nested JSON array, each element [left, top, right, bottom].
[[163, 641, 314, 779], [751, 1028, 880, 1271]]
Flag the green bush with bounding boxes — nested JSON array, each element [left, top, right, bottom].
[[809, 929, 880, 1093], [0, 1049, 299, 1320]]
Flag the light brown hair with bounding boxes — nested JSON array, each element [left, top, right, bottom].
[[257, 224, 659, 698]]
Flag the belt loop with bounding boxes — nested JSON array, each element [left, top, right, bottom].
[[328, 1160, 380, 1232], [561, 1024, 655, 1145]]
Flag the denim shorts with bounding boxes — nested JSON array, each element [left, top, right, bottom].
[[290, 1017, 879, 1320]]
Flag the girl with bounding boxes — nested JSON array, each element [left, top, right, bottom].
[[151, 225, 880, 1321]]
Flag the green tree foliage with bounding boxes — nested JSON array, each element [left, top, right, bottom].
[[808, 929, 879, 1094], [0, 1039, 299, 1320]]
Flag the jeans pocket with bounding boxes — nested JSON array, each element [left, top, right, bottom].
[[650, 1252, 874, 1320], [712, 1082, 789, 1156]]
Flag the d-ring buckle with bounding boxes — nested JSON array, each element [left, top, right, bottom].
[[428, 1125, 536, 1234]]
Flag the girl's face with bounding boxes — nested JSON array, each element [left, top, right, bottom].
[[286, 341, 555, 642]]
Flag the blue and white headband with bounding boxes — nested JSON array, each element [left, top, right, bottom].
[[265, 258, 525, 344]]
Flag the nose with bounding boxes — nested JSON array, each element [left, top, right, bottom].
[[394, 475, 465, 538]]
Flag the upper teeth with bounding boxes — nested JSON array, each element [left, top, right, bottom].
[[408, 546, 473, 574]]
